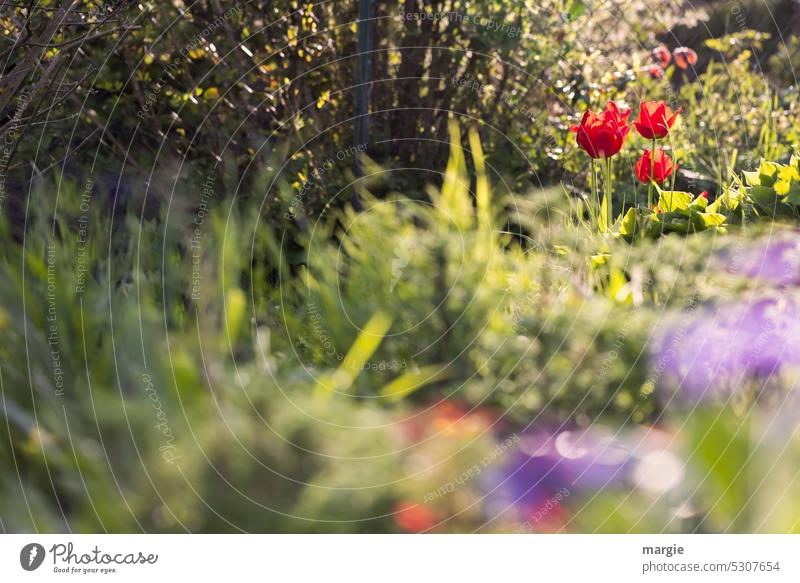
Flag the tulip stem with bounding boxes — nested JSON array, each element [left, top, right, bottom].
[[669, 131, 677, 194], [590, 158, 598, 230], [648, 137, 656, 210], [605, 157, 613, 232]]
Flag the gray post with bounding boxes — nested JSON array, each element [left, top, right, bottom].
[[353, 0, 375, 183]]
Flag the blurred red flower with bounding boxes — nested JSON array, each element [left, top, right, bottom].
[[400, 400, 497, 443], [569, 101, 631, 158], [635, 148, 676, 184], [673, 47, 698, 70], [634, 101, 681, 139], [699, 191, 709, 199], [652, 45, 671, 69], [529, 500, 568, 533], [394, 501, 436, 532]]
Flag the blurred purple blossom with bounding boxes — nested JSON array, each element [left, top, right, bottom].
[[482, 425, 686, 530], [651, 296, 800, 399], [723, 236, 800, 287], [482, 426, 631, 525]]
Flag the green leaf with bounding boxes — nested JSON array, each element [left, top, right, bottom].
[[468, 128, 491, 231], [686, 408, 752, 531], [380, 365, 450, 401], [223, 288, 246, 345], [778, 164, 800, 182], [774, 180, 791, 196], [742, 171, 761, 187], [698, 212, 727, 227], [658, 190, 692, 212], [608, 268, 632, 304], [567, 0, 585, 21], [783, 183, 800, 205], [618, 207, 638, 237], [316, 310, 393, 397], [598, 195, 609, 233], [747, 185, 778, 207], [724, 187, 743, 210], [757, 160, 779, 186], [660, 214, 693, 233], [689, 194, 708, 210]]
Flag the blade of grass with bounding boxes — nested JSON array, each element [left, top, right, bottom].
[[315, 310, 393, 398], [379, 364, 452, 401]]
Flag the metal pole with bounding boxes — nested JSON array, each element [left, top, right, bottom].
[[353, 0, 375, 186]]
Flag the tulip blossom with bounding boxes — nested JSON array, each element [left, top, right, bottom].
[[635, 148, 676, 184], [570, 101, 631, 158], [634, 101, 681, 140], [652, 45, 671, 69], [673, 47, 698, 70]]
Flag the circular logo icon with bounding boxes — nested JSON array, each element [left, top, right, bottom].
[[20, 543, 46, 571]]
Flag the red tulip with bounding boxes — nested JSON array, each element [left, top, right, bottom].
[[673, 47, 698, 70], [569, 101, 631, 158], [634, 101, 681, 139], [652, 45, 671, 69], [635, 148, 676, 184], [647, 65, 665, 79]]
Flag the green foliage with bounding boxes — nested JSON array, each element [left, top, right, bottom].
[[743, 155, 800, 217], [5, 0, 800, 535], [617, 189, 728, 241]]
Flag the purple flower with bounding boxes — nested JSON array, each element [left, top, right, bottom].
[[651, 296, 800, 399], [482, 426, 631, 524], [482, 426, 686, 530], [723, 236, 800, 287]]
